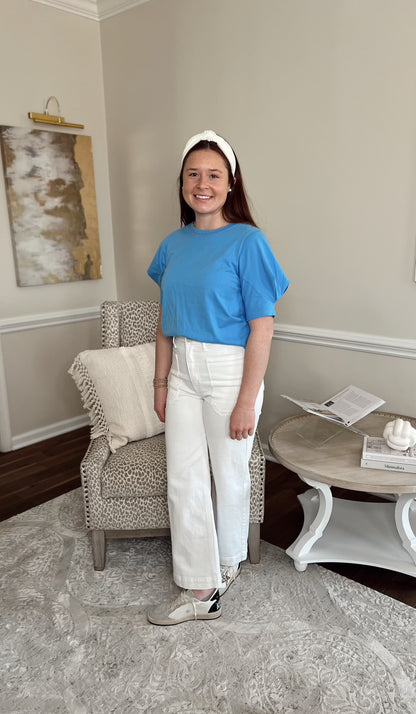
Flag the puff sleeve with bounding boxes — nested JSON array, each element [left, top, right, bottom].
[[238, 230, 289, 320]]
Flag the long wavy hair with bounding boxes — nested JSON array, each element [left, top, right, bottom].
[[179, 140, 258, 228]]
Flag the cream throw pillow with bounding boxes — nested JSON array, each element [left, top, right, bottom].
[[69, 342, 164, 453]]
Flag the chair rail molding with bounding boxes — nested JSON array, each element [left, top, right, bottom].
[[1, 316, 414, 451], [0, 306, 99, 451], [30, 0, 151, 20], [0, 306, 100, 334], [1, 310, 413, 358], [274, 323, 416, 360]]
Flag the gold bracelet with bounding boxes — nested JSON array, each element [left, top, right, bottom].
[[154, 384, 168, 389], [153, 377, 168, 388]]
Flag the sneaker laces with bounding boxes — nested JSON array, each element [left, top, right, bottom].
[[167, 590, 196, 616], [171, 590, 214, 620]]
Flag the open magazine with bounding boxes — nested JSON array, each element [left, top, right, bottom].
[[281, 385, 385, 432]]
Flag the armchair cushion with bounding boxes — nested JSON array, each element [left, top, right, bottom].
[[69, 342, 164, 452], [101, 434, 167, 498]]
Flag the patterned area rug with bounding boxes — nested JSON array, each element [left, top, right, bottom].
[[1, 489, 416, 714]]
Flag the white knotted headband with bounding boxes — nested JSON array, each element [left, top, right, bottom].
[[181, 129, 236, 176]]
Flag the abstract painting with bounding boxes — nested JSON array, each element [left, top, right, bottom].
[[0, 125, 102, 286]]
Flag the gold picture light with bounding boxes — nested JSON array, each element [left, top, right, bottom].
[[28, 96, 84, 129]]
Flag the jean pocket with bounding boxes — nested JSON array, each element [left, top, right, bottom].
[[206, 353, 244, 389], [166, 372, 182, 407]]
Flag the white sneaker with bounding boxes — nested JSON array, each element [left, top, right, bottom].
[[219, 563, 241, 596], [147, 589, 221, 626]]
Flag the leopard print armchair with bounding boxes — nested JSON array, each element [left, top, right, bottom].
[[81, 300, 266, 570]]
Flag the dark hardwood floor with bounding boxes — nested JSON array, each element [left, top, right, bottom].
[[1, 427, 415, 608]]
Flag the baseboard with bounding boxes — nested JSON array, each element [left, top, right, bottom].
[[11, 415, 89, 451]]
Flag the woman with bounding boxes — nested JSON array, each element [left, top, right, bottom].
[[147, 129, 289, 625]]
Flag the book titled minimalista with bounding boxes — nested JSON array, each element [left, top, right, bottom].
[[361, 436, 416, 473]]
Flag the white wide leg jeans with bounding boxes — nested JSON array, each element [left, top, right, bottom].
[[165, 337, 264, 590]]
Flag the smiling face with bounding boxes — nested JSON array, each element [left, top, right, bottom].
[[182, 149, 232, 229]]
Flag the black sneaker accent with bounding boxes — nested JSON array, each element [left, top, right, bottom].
[[208, 589, 221, 613]]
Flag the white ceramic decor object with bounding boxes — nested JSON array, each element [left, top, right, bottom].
[[383, 419, 416, 451]]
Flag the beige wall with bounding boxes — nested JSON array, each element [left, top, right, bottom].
[[1, 0, 416, 449], [101, 0, 416, 332], [2, 319, 100, 437], [0, 0, 116, 448], [263, 341, 416, 444], [101, 0, 416, 441]]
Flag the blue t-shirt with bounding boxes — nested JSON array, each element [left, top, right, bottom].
[[147, 222, 289, 347]]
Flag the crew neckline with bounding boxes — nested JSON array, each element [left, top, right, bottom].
[[188, 223, 234, 235]]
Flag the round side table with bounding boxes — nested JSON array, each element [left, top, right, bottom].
[[268, 411, 416, 576]]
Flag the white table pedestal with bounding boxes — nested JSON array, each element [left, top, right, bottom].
[[286, 475, 416, 576], [268, 412, 416, 578]]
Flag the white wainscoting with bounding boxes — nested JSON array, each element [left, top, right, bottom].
[[0, 345, 12, 452], [0, 308, 415, 451], [0, 307, 99, 451], [0, 306, 100, 334], [274, 324, 416, 360], [11, 415, 89, 451]]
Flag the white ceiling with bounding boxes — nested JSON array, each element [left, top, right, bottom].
[[30, 0, 151, 21]]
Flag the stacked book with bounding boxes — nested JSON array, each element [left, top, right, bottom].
[[361, 436, 416, 474]]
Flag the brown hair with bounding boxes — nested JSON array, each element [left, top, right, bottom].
[[179, 140, 258, 228]]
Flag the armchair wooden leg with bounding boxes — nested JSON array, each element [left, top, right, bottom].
[[248, 522, 261, 564], [91, 529, 106, 570]]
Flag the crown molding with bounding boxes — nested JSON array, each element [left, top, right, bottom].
[[30, 0, 151, 21], [98, 0, 151, 19]]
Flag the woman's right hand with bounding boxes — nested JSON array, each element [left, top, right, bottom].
[[154, 386, 168, 423], [153, 308, 172, 424]]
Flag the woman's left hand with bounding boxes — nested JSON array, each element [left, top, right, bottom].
[[230, 406, 255, 440]]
